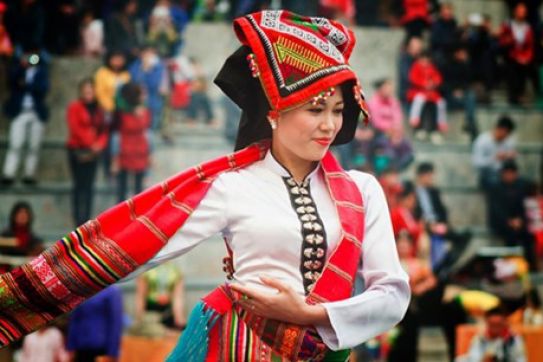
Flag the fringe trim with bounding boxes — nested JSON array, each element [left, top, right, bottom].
[[166, 301, 221, 362]]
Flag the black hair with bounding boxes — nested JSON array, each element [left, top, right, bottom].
[[501, 160, 518, 172], [104, 50, 127, 69], [416, 162, 434, 175], [373, 78, 389, 90], [120, 82, 143, 108], [496, 115, 515, 132], [399, 181, 415, 199], [485, 304, 508, 318]]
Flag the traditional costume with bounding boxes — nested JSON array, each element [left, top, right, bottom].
[[0, 10, 409, 361]]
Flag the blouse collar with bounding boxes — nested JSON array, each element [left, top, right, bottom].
[[262, 149, 321, 182]]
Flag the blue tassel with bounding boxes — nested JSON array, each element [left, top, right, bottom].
[[166, 301, 221, 362]]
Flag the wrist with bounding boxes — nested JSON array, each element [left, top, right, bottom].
[[300, 304, 330, 327]]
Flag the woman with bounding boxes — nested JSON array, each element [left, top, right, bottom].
[[0, 202, 43, 273], [0, 11, 409, 361], [66, 78, 108, 226]]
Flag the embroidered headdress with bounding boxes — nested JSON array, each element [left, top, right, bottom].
[[215, 10, 369, 150]]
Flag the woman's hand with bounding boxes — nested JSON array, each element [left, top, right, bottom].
[[229, 276, 330, 327]]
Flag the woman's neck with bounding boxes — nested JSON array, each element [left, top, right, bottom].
[[270, 144, 317, 184]]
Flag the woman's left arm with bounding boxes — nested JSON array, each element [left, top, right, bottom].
[[313, 173, 410, 350]]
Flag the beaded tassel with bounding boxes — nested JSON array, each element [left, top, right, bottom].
[[246, 53, 260, 78], [353, 80, 370, 125], [311, 87, 336, 106]]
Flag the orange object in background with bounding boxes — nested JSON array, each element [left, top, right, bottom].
[[456, 324, 543, 362], [97, 335, 179, 362]]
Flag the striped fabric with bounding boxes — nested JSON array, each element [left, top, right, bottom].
[[0, 142, 268, 348]]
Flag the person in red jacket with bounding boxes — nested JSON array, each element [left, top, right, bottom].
[[400, 0, 431, 40], [499, 2, 540, 105], [390, 181, 424, 256], [407, 52, 448, 143], [66, 78, 108, 226], [112, 82, 151, 202]]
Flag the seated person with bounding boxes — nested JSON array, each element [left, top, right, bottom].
[[0, 202, 43, 273], [459, 305, 526, 362]]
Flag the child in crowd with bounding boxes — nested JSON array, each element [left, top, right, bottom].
[[112, 82, 151, 202], [80, 9, 104, 57], [407, 51, 447, 143], [367, 78, 404, 134]]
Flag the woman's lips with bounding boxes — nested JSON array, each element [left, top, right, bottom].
[[314, 138, 332, 146]]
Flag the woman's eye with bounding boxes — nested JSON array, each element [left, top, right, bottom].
[[334, 109, 344, 115], [308, 108, 323, 114]]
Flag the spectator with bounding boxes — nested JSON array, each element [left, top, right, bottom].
[[80, 8, 105, 57], [460, 305, 526, 362], [66, 78, 108, 226], [192, 0, 228, 22], [129, 45, 169, 132], [379, 168, 403, 210], [349, 126, 379, 172], [4, 0, 45, 53], [282, 0, 319, 17], [429, 2, 460, 67], [374, 127, 414, 173], [105, 0, 140, 59], [66, 286, 124, 362], [134, 263, 186, 335], [1, 50, 49, 186], [95, 51, 131, 181], [407, 52, 447, 144], [0, 2, 13, 57], [44, 0, 81, 54], [390, 181, 424, 253], [499, 2, 540, 105], [20, 326, 69, 362], [367, 78, 404, 134], [472, 115, 516, 190], [95, 51, 131, 115], [399, 0, 431, 40], [524, 183, 543, 260], [185, 57, 216, 126], [442, 46, 478, 141], [465, 13, 499, 102], [398, 36, 423, 104], [0, 202, 44, 273], [523, 288, 543, 326], [169, 52, 194, 110], [414, 162, 471, 272], [488, 161, 537, 271], [112, 82, 151, 202], [147, 2, 177, 58], [387, 229, 436, 362], [320, 0, 356, 25]]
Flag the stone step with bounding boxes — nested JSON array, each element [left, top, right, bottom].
[[0, 181, 490, 235], [2, 134, 539, 188]]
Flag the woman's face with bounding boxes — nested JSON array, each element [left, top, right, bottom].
[[14, 209, 30, 228], [80, 83, 95, 103], [109, 55, 126, 71], [273, 87, 344, 162]]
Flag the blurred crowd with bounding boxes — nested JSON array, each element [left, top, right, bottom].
[[0, 1, 542, 362]]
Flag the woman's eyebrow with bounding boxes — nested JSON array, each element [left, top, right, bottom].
[[334, 101, 345, 106]]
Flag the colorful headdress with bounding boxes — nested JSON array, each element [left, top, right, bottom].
[[215, 10, 369, 150]]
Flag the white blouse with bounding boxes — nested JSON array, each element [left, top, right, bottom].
[[143, 150, 410, 350]]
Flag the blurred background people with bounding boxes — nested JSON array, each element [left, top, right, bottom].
[[66, 78, 108, 226], [66, 286, 124, 362], [20, 326, 69, 362], [1, 49, 49, 186]]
